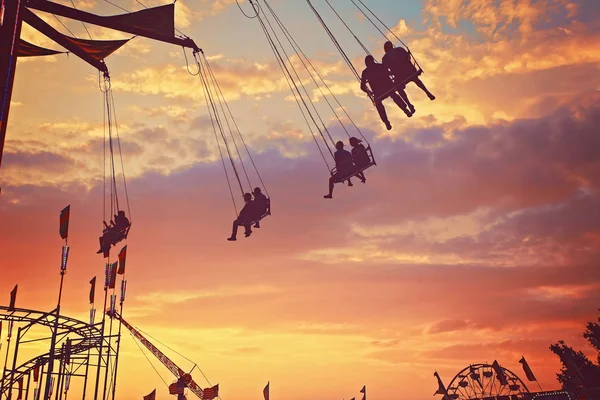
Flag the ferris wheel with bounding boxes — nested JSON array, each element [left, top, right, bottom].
[[446, 363, 530, 400]]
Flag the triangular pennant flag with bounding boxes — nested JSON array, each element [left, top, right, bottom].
[[518, 356, 537, 382], [9, 285, 18, 310], [89, 277, 96, 304], [263, 382, 269, 400], [34, 365, 40, 382], [143, 389, 156, 400], [434, 371, 448, 397], [59, 205, 70, 240], [117, 245, 127, 275]]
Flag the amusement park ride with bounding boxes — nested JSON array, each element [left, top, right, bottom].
[[0, 0, 593, 398]]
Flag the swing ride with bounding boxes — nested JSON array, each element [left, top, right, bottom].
[[1, 0, 440, 398]]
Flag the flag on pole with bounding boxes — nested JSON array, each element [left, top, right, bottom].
[[17, 377, 23, 400], [492, 360, 508, 385], [59, 205, 70, 240], [89, 277, 96, 304], [360, 385, 366, 400], [434, 371, 449, 400], [8, 284, 17, 310], [518, 356, 537, 382], [64, 339, 72, 365], [143, 389, 156, 400], [202, 384, 219, 400], [33, 365, 40, 382], [169, 381, 185, 395], [117, 245, 127, 274], [263, 382, 269, 400], [108, 262, 118, 289]]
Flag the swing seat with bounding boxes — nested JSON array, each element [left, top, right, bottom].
[[373, 68, 424, 103], [330, 146, 376, 184], [112, 224, 131, 247], [248, 198, 271, 226]]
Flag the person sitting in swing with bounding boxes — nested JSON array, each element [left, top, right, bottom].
[[349, 137, 369, 183], [382, 41, 435, 103], [96, 210, 130, 254], [324, 141, 355, 199], [360, 55, 412, 131], [113, 210, 130, 237], [97, 219, 118, 254], [228, 193, 257, 241], [252, 187, 269, 229]]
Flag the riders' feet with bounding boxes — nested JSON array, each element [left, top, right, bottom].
[[96, 249, 103, 254], [348, 182, 354, 187], [227, 236, 237, 241], [408, 104, 415, 113], [254, 223, 260, 228], [324, 194, 332, 199], [245, 231, 252, 237], [403, 109, 413, 118], [428, 93, 436, 101], [385, 121, 392, 130], [361, 178, 366, 183]]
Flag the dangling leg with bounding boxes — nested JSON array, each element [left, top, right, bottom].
[[347, 177, 353, 187], [355, 170, 366, 183], [228, 219, 240, 241], [390, 93, 412, 118], [375, 101, 392, 130], [412, 77, 435, 100], [244, 222, 252, 238], [324, 176, 335, 199], [396, 88, 415, 114], [97, 236, 104, 254]]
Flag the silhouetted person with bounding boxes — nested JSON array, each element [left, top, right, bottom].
[[361, 55, 412, 131], [114, 210, 130, 232], [324, 141, 355, 199], [228, 193, 255, 241], [97, 219, 118, 254], [252, 187, 269, 228], [349, 137, 368, 183], [382, 41, 435, 105]]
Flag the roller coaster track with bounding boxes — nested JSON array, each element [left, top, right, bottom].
[[0, 306, 101, 338], [0, 336, 102, 394]]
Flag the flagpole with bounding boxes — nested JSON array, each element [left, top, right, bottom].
[[93, 266, 109, 400], [82, 282, 96, 400], [0, 326, 12, 397], [8, 327, 23, 400], [102, 263, 118, 400], [46, 213, 70, 400], [110, 279, 126, 400]]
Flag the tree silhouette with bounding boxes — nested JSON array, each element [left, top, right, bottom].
[[583, 310, 600, 363], [549, 310, 600, 395]]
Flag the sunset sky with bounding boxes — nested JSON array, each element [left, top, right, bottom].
[[1, 0, 600, 399]]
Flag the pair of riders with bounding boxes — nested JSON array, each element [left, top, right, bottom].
[[97, 210, 130, 254], [360, 41, 435, 130], [324, 136, 369, 199], [228, 187, 270, 241]]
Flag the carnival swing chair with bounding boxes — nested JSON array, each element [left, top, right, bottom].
[[186, 48, 271, 238], [97, 72, 132, 257], [243, 0, 377, 196], [307, 0, 433, 110]]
